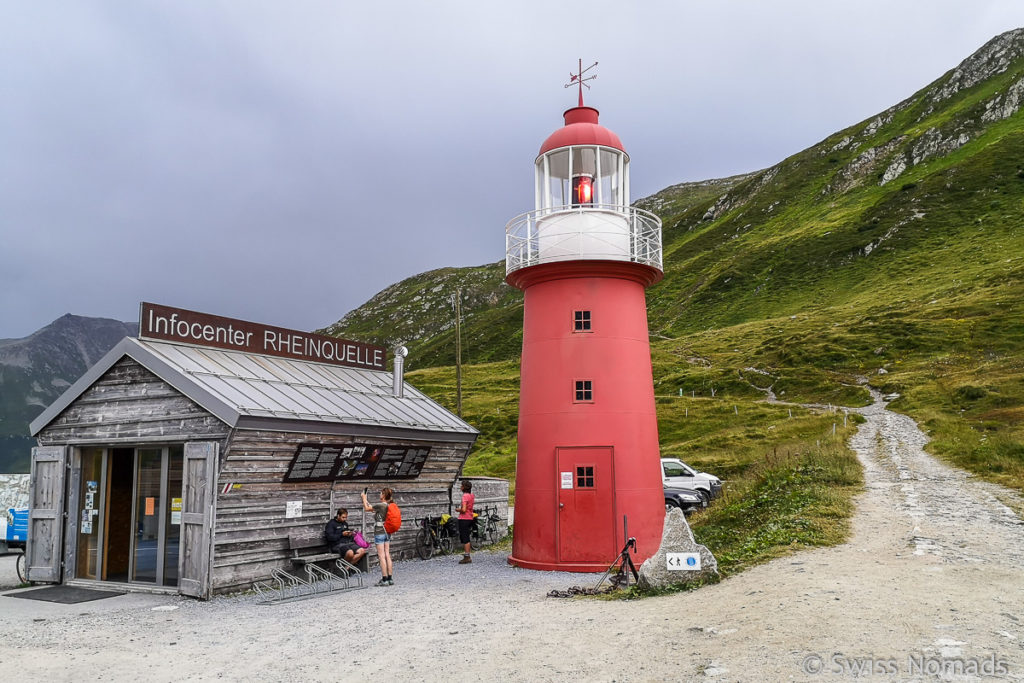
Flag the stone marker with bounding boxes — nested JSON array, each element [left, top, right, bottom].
[[638, 507, 719, 589]]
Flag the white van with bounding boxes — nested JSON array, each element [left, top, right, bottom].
[[660, 458, 722, 503]]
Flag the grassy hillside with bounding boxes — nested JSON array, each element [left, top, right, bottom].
[[329, 30, 1024, 501]]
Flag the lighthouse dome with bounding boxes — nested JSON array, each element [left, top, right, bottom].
[[538, 107, 625, 156], [506, 92, 662, 289]]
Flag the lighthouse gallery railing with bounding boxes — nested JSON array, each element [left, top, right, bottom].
[[505, 205, 663, 276]]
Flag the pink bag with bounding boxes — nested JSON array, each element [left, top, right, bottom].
[[352, 531, 369, 549]]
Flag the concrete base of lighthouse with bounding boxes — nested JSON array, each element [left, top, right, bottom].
[[508, 557, 612, 572]]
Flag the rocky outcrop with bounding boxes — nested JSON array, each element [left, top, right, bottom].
[[638, 508, 719, 589], [825, 136, 906, 194], [880, 127, 973, 185], [820, 29, 1024, 191], [981, 75, 1024, 123], [927, 28, 1024, 106]]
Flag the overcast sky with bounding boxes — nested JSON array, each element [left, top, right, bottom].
[[1, 2, 1022, 339]]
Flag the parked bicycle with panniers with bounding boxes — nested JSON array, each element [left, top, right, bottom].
[[470, 505, 501, 550], [414, 514, 458, 559]]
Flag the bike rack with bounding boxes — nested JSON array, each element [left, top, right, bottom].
[[334, 557, 365, 588], [254, 562, 366, 605]]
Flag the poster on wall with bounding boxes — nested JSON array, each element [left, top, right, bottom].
[[283, 443, 432, 482], [171, 498, 182, 525]]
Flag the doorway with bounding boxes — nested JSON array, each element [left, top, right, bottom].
[[74, 445, 184, 587], [556, 446, 615, 563]]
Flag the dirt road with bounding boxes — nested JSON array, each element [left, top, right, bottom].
[[1, 392, 1022, 681]]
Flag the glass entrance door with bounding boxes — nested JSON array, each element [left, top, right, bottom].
[[73, 445, 184, 587], [75, 448, 105, 580], [132, 449, 163, 583]]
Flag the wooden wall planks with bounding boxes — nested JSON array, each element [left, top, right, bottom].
[[36, 358, 232, 447], [210, 429, 477, 593]]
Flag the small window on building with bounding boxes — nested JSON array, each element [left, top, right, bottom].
[[576, 466, 594, 488], [574, 380, 593, 402], [573, 310, 591, 332]]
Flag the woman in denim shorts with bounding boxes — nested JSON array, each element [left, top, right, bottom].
[[362, 487, 395, 587]]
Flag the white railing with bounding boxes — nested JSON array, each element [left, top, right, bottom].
[[505, 204, 663, 276]]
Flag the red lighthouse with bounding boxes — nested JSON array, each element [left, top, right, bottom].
[[506, 65, 665, 571]]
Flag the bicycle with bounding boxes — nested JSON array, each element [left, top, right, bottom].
[[415, 515, 456, 559], [16, 551, 26, 584], [470, 505, 501, 550]]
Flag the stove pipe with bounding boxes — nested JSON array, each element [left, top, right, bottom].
[[392, 345, 409, 398]]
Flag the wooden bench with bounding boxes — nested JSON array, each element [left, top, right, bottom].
[[287, 529, 369, 573]]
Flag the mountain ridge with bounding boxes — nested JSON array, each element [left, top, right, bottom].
[[0, 314, 136, 472]]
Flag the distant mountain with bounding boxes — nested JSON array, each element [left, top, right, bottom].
[[0, 315, 136, 472], [325, 29, 1024, 489]]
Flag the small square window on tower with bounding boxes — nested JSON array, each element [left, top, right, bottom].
[[574, 379, 593, 402], [576, 465, 595, 488], [573, 310, 591, 332]]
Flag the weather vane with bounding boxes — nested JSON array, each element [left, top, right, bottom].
[[565, 59, 598, 107]]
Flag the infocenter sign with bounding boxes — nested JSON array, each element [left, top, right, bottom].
[[139, 302, 386, 370]]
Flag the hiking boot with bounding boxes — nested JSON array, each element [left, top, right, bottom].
[[459, 555, 472, 564]]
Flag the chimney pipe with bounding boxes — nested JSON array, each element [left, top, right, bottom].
[[392, 345, 409, 398]]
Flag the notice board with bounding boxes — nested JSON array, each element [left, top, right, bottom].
[[283, 443, 431, 483]]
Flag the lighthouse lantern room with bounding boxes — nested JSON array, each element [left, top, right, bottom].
[[506, 63, 665, 572]]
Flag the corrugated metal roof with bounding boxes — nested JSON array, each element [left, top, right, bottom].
[[30, 337, 478, 437]]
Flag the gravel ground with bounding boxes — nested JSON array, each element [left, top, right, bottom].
[[1, 391, 1023, 681], [0, 552, 24, 589]]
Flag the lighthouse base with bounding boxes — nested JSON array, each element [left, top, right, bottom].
[[506, 555, 611, 573]]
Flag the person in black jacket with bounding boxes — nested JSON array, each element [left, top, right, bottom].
[[325, 508, 367, 566]]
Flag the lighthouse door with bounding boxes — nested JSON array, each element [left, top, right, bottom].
[[556, 447, 615, 563]]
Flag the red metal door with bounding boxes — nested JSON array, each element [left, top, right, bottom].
[[557, 447, 615, 563]]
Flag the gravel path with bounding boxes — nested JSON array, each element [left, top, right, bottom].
[[2, 391, 1023, 681]]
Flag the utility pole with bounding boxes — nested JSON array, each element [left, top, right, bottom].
[[453, 288, 463, 417]]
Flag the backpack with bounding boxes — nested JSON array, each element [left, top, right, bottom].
[[383, 502, 402, 534]]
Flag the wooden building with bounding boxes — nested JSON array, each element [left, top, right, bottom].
[[27, 303, 485, 598]]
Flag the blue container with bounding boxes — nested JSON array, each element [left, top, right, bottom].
[[4, 507, 28, 546]]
